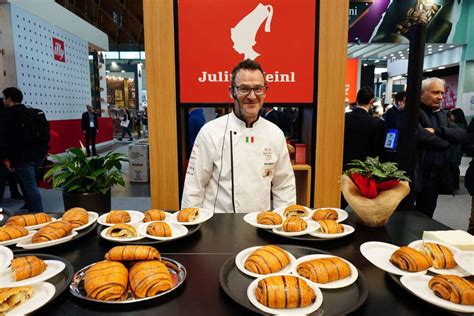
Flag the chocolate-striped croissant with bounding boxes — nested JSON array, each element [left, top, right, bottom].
[[297, 257, 351, 283], [62, 207, 89, 228], [0, 226, 29, 242], [421, 243, 456, 269], [177, 208, 199, 222], [147, 222, 172, 237], [312, 209, 338, 221], [144, 209, 166, 222], [255, 275, 316, 309], [390, 246, 433, 272], [317, 220, 344, 234], [84, 260, 128, 301], [129, 261, 173, 298], [257, 212, 282, 225], [106, 210, 131, 224], [282, 217, 307, 232], [107, 224, 137, 238], [105, 245, 161, 261], [429, 275, 474, 305], [6, 213, 52, 227], [11, 256, 47, 281], [244, 245, 290, 275], [283, 205, 308, 217], [31, 220, 73, 243]]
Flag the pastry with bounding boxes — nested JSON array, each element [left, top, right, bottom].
[[62, 207, 89, 228], [105, 245, 161, 261], [11, 256, 47, 281], [31, 220, 73, 243], [0, 286, 34, 314], [107, 224, 137, 238], [390, 246, 433, 272], [317, 220, 344, 234], [147, 222, 172, 237], [421, 242, 456, 269], [106, 210, 131, 224], [244, 245, 290, 274], [129, 260, 173, 298], [312, 209, 338, 221], [256, 212, 282, 225], [177, 208, 199, 222], [6, 213, 52, 227], [0, 226, 29, 242], [283, 204, 308, 217], [296, 257, 351, 283], [84, 260, 128, 301], [144, 209, 166, 222], [429, 275, 474, 305], [282, 217, 307, 232], [255, 275, 316, 309]]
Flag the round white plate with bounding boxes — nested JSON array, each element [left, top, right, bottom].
[[310, 207, 349, 223], [360, 241, 428, 276], [23, 217, 58, 231], [454, 251, 474, 275], [138, 221, 189, 241], [97, 210, 145, 227], [308, 224, 355, 239], [400, 275, 474, 314], [0, 245, 13, 269], [16, 231, 78, 249], [235, 246, 297, 278], [5, 282, 56, 315], [169, 208, 213, 225], [247, 273, 323, 315], [290, 254, 358, 289], [243, 212, 284, 229], [0, 260, 65, 287], [271, 221, 319, 237], [408, 240, 470, 277], [0, 231, 36, 247], [143, 212, 172, 222], [274, 205, 312, 220], [60, 211, 98, 231], [100, 225, 145, 242]]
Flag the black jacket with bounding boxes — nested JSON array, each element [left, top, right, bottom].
[[81, 111, 99, 131], [462, 120, 474, 195]]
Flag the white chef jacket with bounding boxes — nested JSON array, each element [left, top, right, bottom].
[[181, 112, 296, 213]]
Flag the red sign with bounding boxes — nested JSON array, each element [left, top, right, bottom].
[[52, 37, 65, 63], [345, 58, 359, 103], [178, 0, 316, 103]]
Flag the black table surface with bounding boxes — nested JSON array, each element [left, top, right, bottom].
[[32, 211, 462, 316]]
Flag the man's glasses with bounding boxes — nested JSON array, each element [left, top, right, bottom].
[[234, 85, 268, 96]]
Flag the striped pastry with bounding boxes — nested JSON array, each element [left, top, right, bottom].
[[177, 208, 199, 222], [312, 209, 338, 221], [429, 275, 474, 305], [11, 256, 47, 281], [84, 260, 128, 301], [257, 211, 282, 225], [147, 222, 172, 237], [282, 217, 307, 232], [0, 226, 29, 242], [62, 207, 89, 228], [129, 261, 173, 298], [106, 210, 131, 224], [421, 242, 456, 269], [105, 245, 161, 261], [143, 209, 166, 222], [244, 245, 290, 275], [31, 220, 72, 243], [390, 246, 433, 272], [283, 204, 308, 217], [296, 257, 351, 283], [317, 220, 344, 234], [6, 213, 52, 227]]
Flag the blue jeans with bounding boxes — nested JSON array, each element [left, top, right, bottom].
[[15, 158, 44, 213]]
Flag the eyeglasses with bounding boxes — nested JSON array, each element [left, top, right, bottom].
[[234, 85, 268, 96]]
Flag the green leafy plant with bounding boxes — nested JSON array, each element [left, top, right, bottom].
[[44, 148, 128, 195], [345, 157, 410, 182]]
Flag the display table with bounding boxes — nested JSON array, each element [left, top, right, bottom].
[[36, 212, 457, 315]]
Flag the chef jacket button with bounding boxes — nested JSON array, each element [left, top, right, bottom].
[[234, 131, 237, 135]]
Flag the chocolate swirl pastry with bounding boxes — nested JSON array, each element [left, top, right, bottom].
[[177, 208, 199, 222], [283, 204, 308, 217], [84, 260, 128, 301], [390, 246, 433, 272], [256, 211, 282, 225], [297, 257, 351, 283], [129, 260, 173, 298], [0, 226, 29, 241], [245, 245, 290, 275], [312, 209, 338, 221], [62, 207, 89, 228], [107, 224, 137, 238], [282, 217, 307, 232], [106, 210, 131, 224], [143, 209, 166, 222], [429, 275, 474, 305], [421, 242, 456, 269], [6, 213, 52, 227], [105, 245, 161, 261]]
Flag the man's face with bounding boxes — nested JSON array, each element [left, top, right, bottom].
[[421, 82, 445, 109], [2, 96, 12, 107], [231, 69, 266, 123], [87, 105, 93, 112], [398, 98, 406, 110]]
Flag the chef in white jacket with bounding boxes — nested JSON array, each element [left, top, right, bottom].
[[182, 59, 296, 213]]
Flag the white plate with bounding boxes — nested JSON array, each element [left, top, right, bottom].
[[360, 241, 428, 276], [408, 240, 470, 277], [16, 231, 78, 249], [308, 224, 355, 239], [310, 207, 349, 223], [23, 217, 58, 230], [243, 212, 284, 229], [274, 205, 312, 220], [60, 211, 98, 231], [0, 245, 13, 269], [0, 231, 36, 246], [138, 221, 189, 241], [0, 260, 65, 287], [454, 251, 474, 275], [400, 275, 474, 314], [143, 212, 172, 222], [271, 221, 319, 237], [247, 273, 323, 315], [235, 246, 297, 278], [100, 225, 145, 242], [5, 282, 56, 316], [169, 208, 213, 225], [290, 254, 358, 289], [97, 210, 145, 227]]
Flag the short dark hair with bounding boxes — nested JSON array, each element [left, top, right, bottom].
[[230, 59, 265, 87], [395, 91, 406, 103], [356, 86, 374, 105], [2, 87, 23, 103]]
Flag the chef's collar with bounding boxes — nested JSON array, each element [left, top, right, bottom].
[[230, 111, 261, 128]]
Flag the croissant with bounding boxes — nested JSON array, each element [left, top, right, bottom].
[[429, 275, 474, 305], [296, 257, 351, 283], [255, 275, 316, 309], [282, 217, 308, 232], [283, 204, 308, 217], [421, 242, 456, 269], [11, 256, 47, 281], [107, 224, 137, 238], [106, 210, 131, 224], [62, 207, 89, 228], [105, 245, 161, 261], [312, 209, 338, 221], [147, 222, 172, 237], [144, 209, 166, 222], [390, 246, 433, 272], [244, 245, 290, 275], [129, 260, 173, 298], [31, 220, 73, 243], [0, 226, 29, 242], [177, 208, 199, 222], [256, 212, 282, 225], [317, 220, 344, 234], [6, 213, 52, 227], [0, 286, 34, 314], [84, 260, 128, 301]]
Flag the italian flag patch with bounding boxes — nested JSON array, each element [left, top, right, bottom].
[[245, 136, 254, 143]]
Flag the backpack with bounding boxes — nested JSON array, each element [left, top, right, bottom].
[[18, 106, 50, 147]]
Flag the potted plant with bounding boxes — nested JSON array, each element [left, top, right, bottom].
[[341, 157, 411, 227], [44, 148, 128, 213]]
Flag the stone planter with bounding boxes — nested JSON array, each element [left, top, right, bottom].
[[62, 190, 111, 214]]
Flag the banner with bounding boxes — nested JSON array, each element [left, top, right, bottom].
[[345, 59, 359, 103]]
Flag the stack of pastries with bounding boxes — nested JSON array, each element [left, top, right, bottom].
[[62, 207, 89, 228], [296, 257, 351, 283], [31, 220, 73, 244], [106, 211, 131, 224], [245, 245, 290, 275], [6, 213, 52, 227]]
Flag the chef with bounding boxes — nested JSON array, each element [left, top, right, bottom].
[[181, 59, 296, 213]]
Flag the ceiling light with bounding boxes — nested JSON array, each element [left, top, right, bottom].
[[426, 69, 432, 72], [438, 49, 443, 51], [438, 66, 445, 69], [121, 70, 125, 73], [439, 45, 444, 48], [106, 70, 110, 73], [363, 63, 368, 66], [449, 45, 454, 48], [407, 48, 410, 51], [383, 56, 387, 59], [375, 59, 380, 63], [390, 53, 395, 56], [427, 45, 432, 48]]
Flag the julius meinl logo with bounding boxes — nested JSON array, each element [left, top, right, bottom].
[[197, 2, 295, 83]]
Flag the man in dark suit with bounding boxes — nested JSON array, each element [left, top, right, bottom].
[[384, 91, 406, 163], [81, 105, 99, 156]]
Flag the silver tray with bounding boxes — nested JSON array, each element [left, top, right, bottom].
[[69, 257, 186, 304]]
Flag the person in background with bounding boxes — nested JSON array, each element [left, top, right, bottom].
[[118, 109, 133, 141], [188, 108, 206, 151], [373, 105, 384, 119], [448, 108, 467, 191], [462, 117, 474, 234], [81, 105, 99, 157], [384, 91, 406, 164], [142, 107, 148, 137]]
